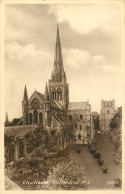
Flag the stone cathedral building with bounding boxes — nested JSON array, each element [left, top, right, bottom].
[[5, 26, 92, 164], [22, 25, 92, 144]]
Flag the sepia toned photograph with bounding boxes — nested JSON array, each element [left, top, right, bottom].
[[2, 0, 124, 191]]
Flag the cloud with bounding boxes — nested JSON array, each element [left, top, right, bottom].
[[49, 4, 122, 34], [4, 4, 123, 120], [64, 48, 119, 75], [6, 42, 45, 60], [64, 48, 90, 69]]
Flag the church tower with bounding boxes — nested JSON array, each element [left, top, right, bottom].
[[48, 25, 69, 110], [22, 85, 28, 125]]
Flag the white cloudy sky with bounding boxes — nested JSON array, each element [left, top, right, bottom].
[[4, 3, 123, 120]]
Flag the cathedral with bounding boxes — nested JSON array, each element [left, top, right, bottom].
[[4, 25, 93, 164], [22, 25, 92, 145]]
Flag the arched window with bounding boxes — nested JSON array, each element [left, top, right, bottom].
[[8, 144, 15, 163], [57, 88, 62, 100], [60, 90, 62, 100], [69, 115, 72, 120], [71, 125, 73, 130], [78, 134, 81, 140], [33, 109, 38, 124], [52, 89, 56, 100], [75, 123, 77, 128], [107, 110, 110, 113], [29, 113, 32, 124], [80, 114, 83, 120], [80, 125, 82, 130], [39, 112, 42, 123], [19, 141, 24, 158]]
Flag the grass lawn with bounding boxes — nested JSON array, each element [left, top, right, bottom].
[[68, 134, 122, 189]]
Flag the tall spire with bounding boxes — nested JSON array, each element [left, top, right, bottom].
[[52, 24, 64, 75], [23, 85, 28, 101], [45, 82, 49, 101]]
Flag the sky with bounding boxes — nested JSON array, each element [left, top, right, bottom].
[[4, 3, 123, 120]]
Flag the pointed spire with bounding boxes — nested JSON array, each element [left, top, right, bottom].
[[5, 112, 9, 124], [45, 82, 49, 101], [23, 84, 28, 101], [52, 24, 64, 76]]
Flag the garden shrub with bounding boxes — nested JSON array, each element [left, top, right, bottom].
[[102, 167, 108, 173], [114, 178, 122, 187], [97, 159, 104, 166], [93, 153, 101, 159], [90, 149, 96, 154]]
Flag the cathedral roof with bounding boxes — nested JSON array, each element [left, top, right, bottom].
[[29, 90, 62, 110], [4, 125, 37, 137], [54, 114, 71, 125], [68, 102, 89, 110]]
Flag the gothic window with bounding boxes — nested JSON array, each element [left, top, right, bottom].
[[69, 115, 72, 120], [75, 123, 77, 128], [33, 109, 38, 124], [39, 112, 43, 123], [71, 125, 73, 130], [29, 113, 32, 124], [8, 144, 15, 163], [80, 125, 82, 130], [19, 141, 24, 158], [78, 134, 81, 140], [60, 90, 62, 100], [54, 91, 56, 100], [80, 114, 83, 120], [31, 98, 40, 109], [107, 110, 110, 113], [51, 89, 56, 100]]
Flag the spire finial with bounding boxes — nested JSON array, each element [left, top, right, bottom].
[[45, 82, 49, 101], [5, 112, 9, 127], [23, 84, 28, 101], [52, 24, 65, 78]]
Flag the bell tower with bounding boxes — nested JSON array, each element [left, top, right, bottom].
[[48, 25, 69, 110]]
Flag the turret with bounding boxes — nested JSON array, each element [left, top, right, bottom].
[[22, 85, 28, 125], [43, 82, 51, 127], [44, 82, 51, 111]]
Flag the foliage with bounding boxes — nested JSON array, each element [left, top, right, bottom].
[[76, 149, 81, 155], [97, 159, 104, 166], [92, 113, 100, 131], [46, 159, 87, 190], [109, 107, 122, 167], [24, 127, 49, 153], [93, 153, 101, 159], [6, 118, 23, 126]]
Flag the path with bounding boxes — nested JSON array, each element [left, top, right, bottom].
[[68, 135, 122, 189]]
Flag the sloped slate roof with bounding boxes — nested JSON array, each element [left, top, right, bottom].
[[36, 91, 45, 101], [54, 114, 70, 125], [30, 91, 62, 110], [68, 102, 88, 110], [4, 125, 37, 137]]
